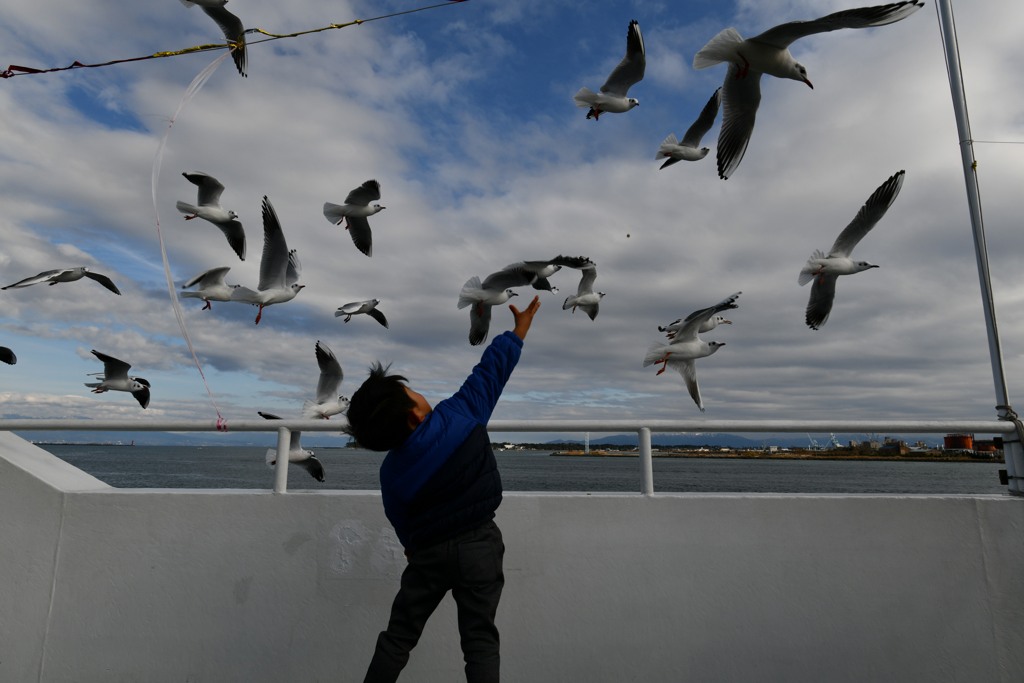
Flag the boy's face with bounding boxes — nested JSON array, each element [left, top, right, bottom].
[[405, 387, 432, 428]]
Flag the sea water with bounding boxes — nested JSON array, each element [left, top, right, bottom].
[[42, 444, 1007, 494]]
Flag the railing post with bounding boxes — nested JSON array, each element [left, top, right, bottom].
[[639, 427, 654, 496], [273, 427, 290, 494]]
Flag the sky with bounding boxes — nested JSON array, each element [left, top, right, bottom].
[[0, 0, 1021, 445]]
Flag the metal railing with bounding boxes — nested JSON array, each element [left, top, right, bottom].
[[3, 418, 1019, 495]]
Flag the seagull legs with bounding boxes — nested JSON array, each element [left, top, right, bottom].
[[586, 107, 601, 120], [254, 304, 265, 325], [201, 300, 212, 311], [182, 213, 198, 220]]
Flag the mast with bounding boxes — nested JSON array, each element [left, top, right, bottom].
[[935, 0, 1022, 494]]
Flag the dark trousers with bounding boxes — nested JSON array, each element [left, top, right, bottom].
[[364, 520, 505, 683]]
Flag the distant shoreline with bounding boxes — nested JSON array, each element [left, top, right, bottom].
[[548, 449, 1003, 464]]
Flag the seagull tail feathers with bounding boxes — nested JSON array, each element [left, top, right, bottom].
[[175, 200, 198, 215], [798, 250, 827, 286], [573, 87, 598, 108], [643, 342, 669, 368], [655, 134, 679, 159], [562, 295, 577, 311], [458, 276, 482, 309], [693, 27, 743, 69], [322, 202, 347, 225]]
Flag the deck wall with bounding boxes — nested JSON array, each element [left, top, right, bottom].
[[2, 431, 1022, 682]]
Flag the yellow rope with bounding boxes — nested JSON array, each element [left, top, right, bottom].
[[2, 1, 467, 79]]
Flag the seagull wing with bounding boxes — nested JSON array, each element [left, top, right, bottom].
[[344, 179, 381, 206], [806, 273, 839, 330], [828, 170, 905, 258], [297, 455, 325, 482], [0, 346, 16, 364], [132, 384, 151, 409], [2, 269, 65, 289], [751, 2, 925, 49], [670, 359, 705, 412], [258, 196, 289, 290], [82, 270, 122, 295], [182, 171, 225, 206], [314, 341, 343, 403], [717, 63, 762, 180], [91, 350, 132, 380], [681, 87, 722, 148], [201, 6, 247, 76], [469, 302, 492, 346], [218, 219, 246, 261], [576, 265, 598, 296], [601, 19, 645, 96], [366, 308, 389, 328], [482, 268, 535, 291], [346, 215, 373, 257], [677, 292, 742, 341], [184, 266, 231, 289]]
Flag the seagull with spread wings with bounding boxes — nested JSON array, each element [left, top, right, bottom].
[[323, 180, 386, 257], [574, 19, 645, 120], [230, 196, 305, 324], [85, 350, 151, 409], [2, 267, 121, 295]]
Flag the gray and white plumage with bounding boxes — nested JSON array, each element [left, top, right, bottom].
[[181, 266, 238, 310], [230, 196, 304, 324], [693, 2, 924, 179], [643, 292, 741, 412], [659, 313, 733, 341], [2, 267, 121, 295], [179, 0, 247, 77], [799, 170, 904, 330], [0, 347, 16, 365], [323, 180, 385, 257], [176, 172, 246, 261], [500, 255, 595, 293], [335, 299, 388, 328], [301, 341, 348, 420], [258, 412, 325, 482], [458, 271, 524, 346], [85, 350, 151, 409], [574, 19, 645, 120], [560, 258, 603, 321], [656, 88, 721, 169]]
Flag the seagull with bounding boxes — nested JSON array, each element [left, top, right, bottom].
[[659, 313, 734, 341], [85, 350, 151, 409], [323, 180, 385, 257], [335, 299, 388, 328], [800, 170, 905, 330], [179, 0, 247, 77], [500, 255, 596, 294], [643, 292, 741, 412], [181, 266, 239, 310], [693, 2, 924, 179], [2, 267, 121, 294], [230, 196, 305, 325], [176, 172, 246, 261], [0, 347, 15, 365], [574, 19, 645, 120], [656, 88, 722, 169], [561, 258, 603, 320], [258, 412, 325, 482], [458, 271, 526, 346], [302, 340, 349, 420]]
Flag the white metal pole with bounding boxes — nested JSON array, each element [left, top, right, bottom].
[[639, 427, 654, 496], [935, 0, 1021, 494], [273, 427, 290, 494]]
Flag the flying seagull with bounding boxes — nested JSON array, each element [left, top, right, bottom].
[[230, 196, 304, 324], [0, 347, 15, 365], [574, 19, 645, 120], [179, 0, 247, 77], [85, 350, 151, 409], [643, 292, 741, 412], [693, 2, 924, 179], [302, 340, 349, 420], [258, 412, 325, 482], [500, 255, 596, 294], [2, 267, 121, 295], [458, 270, 526, 346], [659, 312, 734, 341], [176, 171, 246, 261], [335, 299, 388, 328], [656, 88, 722, 169], [799, 170, 905, 330], [181, 266, 239, 310], [561, 258, 603, 320], [323, 180, 385, 257]]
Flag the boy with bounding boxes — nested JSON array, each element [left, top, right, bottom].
[[346, 295, 541, 683]]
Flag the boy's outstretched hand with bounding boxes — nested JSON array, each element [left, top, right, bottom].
[[510, 295, 541, 341]]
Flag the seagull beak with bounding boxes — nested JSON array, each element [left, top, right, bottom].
[[803, 78, 813, 89], [722, 319, 732, 324]]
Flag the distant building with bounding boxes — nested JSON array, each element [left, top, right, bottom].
[[944, 434, 974, 451]]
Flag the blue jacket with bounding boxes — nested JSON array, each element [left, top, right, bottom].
[[380, 331, 523, 551]]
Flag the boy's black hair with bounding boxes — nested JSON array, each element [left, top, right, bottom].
[[346, 362, 416, 451]]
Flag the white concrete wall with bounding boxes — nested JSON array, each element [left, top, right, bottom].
[[2, 431, 1022, 682]]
